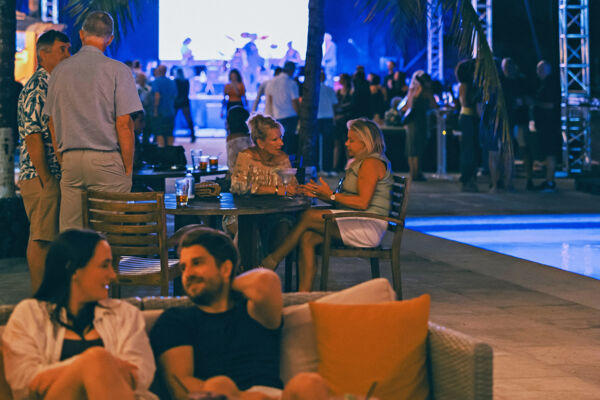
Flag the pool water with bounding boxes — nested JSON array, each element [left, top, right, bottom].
[[405, 214, 600, 280]]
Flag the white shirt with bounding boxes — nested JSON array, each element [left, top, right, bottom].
[[2, 298, 157, 400], [265, 73, 299, 120], [317, 83, 338, 119], [252, 78, 273, 116]]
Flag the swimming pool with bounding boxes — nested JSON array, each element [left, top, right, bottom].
[[405, 214, 600, 280]]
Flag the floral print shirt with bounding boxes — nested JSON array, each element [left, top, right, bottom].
[[18, 67, 61, 182]]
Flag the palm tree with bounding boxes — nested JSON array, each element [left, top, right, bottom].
[[297, 0, 325, 168]]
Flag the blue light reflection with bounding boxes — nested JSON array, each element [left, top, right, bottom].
[[406, 214, 600, 280]]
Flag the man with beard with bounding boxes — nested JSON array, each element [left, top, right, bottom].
[[150, 227, 329, 400]]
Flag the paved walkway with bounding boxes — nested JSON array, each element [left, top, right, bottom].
[[2, 165, 600, 398]]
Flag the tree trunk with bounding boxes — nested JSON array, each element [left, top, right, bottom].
[[298, 0, 325, 169], [0, 0, 17, 198]]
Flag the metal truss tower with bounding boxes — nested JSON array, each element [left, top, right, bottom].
[[559, 0, 591, 174], [41, 0, 59, 24], [471, 0, 492, 56], [427, 0, 444, 81]]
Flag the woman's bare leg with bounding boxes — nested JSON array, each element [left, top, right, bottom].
[[44, 347, 135, 400], [488, 151, 500, 192], [503, 146, 514, 189], [298, 231, 323, 291], [297, 222, 343, 291], [407, 157, 416, 179], [262, 209, 332, 269]]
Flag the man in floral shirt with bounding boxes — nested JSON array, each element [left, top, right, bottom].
[[18, 30, 70, 293]]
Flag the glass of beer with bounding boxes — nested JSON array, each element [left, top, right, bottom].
[[175, 179, 189, 207], [209, 156, 218, 169], [199, 156, 209, 171]]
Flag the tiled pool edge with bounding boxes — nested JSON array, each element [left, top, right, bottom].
[[403, 229, 600, 310]]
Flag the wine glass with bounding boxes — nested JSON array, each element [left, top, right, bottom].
[[276, 168, 297, 197]]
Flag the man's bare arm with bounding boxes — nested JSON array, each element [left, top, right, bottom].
[[115, 114, 135, 176], [159, 346, 204, 400], [25, 134, 53, 186], [231, 269, 283, 329], [292, 98, 300, 114], [154, 92, 160, 116], [48, 117, 61, 165]]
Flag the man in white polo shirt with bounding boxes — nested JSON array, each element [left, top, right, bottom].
[[266, 61, 300, 155], [44, 11, 142, 231]]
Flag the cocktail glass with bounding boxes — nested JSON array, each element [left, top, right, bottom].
[[276, 168, 297, 197]]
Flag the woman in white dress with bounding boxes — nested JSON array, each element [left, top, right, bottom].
[[261, 118, 393, 291], [2, 229, 157, 400]]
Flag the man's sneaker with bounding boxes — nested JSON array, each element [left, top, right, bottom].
[[538, 181, 557, 192]]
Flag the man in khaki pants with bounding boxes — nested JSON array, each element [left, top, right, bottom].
[[18, 30, 71, 293], [44, 11, 142, 231]]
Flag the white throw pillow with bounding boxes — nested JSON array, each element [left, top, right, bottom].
[[279, 278, 396, 383]]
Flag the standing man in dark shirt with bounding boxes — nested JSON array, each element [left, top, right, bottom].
[[44, 11, 142, 231], [531, 60, 561, 192], [152, 65, 178, 147], [501, 58, 531, 190], [150, 227, 330, 400]]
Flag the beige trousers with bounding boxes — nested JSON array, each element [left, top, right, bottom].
[[60, 150, 131, 232]]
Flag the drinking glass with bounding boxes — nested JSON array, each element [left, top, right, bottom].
[[209, 156, 218, 169], [175, 179, 189, 207], [198, 156, 209, 171], [276, 168, 297, 197]]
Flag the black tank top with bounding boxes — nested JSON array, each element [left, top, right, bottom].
[[60, 337, 104, 361]]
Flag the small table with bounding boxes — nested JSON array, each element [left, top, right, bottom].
[[133, 166, 228, 191], [165, 193, 311, 269]]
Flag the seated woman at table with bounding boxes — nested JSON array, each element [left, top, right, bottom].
[[231, 113, 297, 195], [2, 229, 157, 400], [229, 113, 298, 254], [226, 105, 253, 170], [261, 118, 392, 291]]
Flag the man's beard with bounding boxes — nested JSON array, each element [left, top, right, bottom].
[[185, 276, 225, 306]]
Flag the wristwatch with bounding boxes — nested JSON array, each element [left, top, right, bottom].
[[329, 193, 336, 202]]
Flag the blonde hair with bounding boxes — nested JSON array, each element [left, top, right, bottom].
[[346, 118, 386, 155], [247, 113, 283, 144]]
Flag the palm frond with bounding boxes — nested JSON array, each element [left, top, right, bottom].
[[64, 0, 145, 45], [358, 0, 510, 144]]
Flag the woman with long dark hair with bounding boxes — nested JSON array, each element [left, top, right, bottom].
[[2, 229, 157, 400], [222, 68, 247, 117]]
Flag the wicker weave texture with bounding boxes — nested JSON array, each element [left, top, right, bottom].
[[428, 322, 493, 400]]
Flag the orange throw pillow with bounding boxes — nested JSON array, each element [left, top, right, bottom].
[[309, 295, 430, 400]]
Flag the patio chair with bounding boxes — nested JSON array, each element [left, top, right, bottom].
[[319, 175, 410, 298], [82, 190, 180, 297]]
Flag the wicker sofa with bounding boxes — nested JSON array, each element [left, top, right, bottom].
[[0, 280, 493, 400]]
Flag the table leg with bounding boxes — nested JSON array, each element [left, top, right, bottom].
[[238, 215, 260, 270]]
